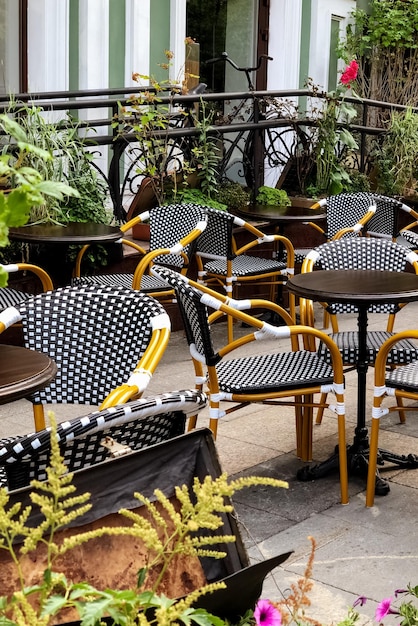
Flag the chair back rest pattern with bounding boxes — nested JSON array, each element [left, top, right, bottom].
[[325, 192, 376, 239], [152, 266, 219, 365], [15, 285, 169, 405], [365, 194, 402, 239], [195, 207, 236, 260], [0, 390, 206, 489], [312, 237, 416, 314], [149, 203, 208, 267]]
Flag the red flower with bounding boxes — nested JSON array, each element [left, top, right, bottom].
[[340, 60, 359, 86]]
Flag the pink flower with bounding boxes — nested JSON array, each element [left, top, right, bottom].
[[254, 600, 282, 626], [340, 60, 359, 86], [375, 597, 400, 621]]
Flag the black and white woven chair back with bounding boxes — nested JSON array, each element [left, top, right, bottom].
[[0, 287, 33, 312], [311, 237, 417, 315], [365, 194, 401, 239], [151, 266, 218, 365], [325, 192, 375, 239], [8, 284, 169, 405], [0, 389, 207, 489], [196, 207, 235, 260], [149, 203, 208, 267]]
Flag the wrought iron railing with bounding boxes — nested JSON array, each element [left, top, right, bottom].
[[0, 87, 412, 222]]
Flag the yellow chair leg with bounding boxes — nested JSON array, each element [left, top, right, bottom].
[[301, 395, 313, 462], [366, 416, 380, 507], [187, 414, 198, 430], [337, 413, 349, 505], [295, 397, 303, 458], [396, 396, 407, 423], [209, 417, 219, 439], [33, 404, 46, 431], [316, 392, 327, 424]]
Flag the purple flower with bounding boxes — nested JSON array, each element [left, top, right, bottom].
[[254, 600, 282, 626], [353, 596, 367, 607], [375, 597, 400, 621]]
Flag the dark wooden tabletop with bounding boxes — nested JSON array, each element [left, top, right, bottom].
[[235, 203, 326, 223], [9, 222, 123, 244], [288, 270, 418, 305], [0, 345, 57, 404]]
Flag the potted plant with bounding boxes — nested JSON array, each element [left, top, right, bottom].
[[0, 112, 79, 285], [255, 185, 291, 208], [0, 421, 290, 625], [0, 101, 112, 276], [116, 49, 223, 220]]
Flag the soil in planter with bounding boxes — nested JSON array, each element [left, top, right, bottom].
[[0, 502, 207, 624]]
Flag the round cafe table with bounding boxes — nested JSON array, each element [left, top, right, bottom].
[[0, 344, 57, 404], [9, 222, 123, 245], [234, 203, 326, 227], [8, 222, 123, 287], [287, 269, 418, 495]]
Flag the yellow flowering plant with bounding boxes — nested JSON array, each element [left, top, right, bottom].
[[0, 415, 288, 626]]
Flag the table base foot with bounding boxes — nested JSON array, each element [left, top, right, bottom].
[[297, 444, 418, 496]]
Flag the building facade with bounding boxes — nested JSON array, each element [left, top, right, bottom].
[[0, 0, 358, 97]]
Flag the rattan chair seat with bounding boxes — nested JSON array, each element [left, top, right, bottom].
[[216, 351, 334, 394]]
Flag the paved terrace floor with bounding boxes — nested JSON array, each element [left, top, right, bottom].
[[1, 301, 418, 624]]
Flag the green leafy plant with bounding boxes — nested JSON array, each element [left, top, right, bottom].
[[217, 181, 251, 211], [174, 187, 227, 210], [117, 49, 222, 208], [339, 0, 418, 113], [0, 414, 288, 625], [255, 186, 290, 207], [309, 61, 359, 196], [0, 113, 79, 285], [374, 106, 418, 197], [3, 101, 108, 227]]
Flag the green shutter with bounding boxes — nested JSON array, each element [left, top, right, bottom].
[[109, 0, 126, 88], [69, 0, 79, 91]]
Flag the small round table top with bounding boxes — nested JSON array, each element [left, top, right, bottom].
[[235, 203, 326, 223], [288, 269, 418, 305], [9, 222, 123, 244], [0, 344, 57, 404]]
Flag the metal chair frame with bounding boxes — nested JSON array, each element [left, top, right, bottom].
[[151, 264, 349, 505], [194, 207, 295, 341], [72, 203, 208, 302], [367, 331, 418, 507]]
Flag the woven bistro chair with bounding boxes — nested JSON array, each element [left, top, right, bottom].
[[151, 265, 349, 505], [0, 262, 53, 311], [364, 194, 418, 247], [72, 203, 208, 302], [366, 330, 418, 507], [293, 192, 377, 265], [194, 206, 295, 342], [0, 389, 207, 491], [300, 237, 418, 424], [0, 284, 171, 432]]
